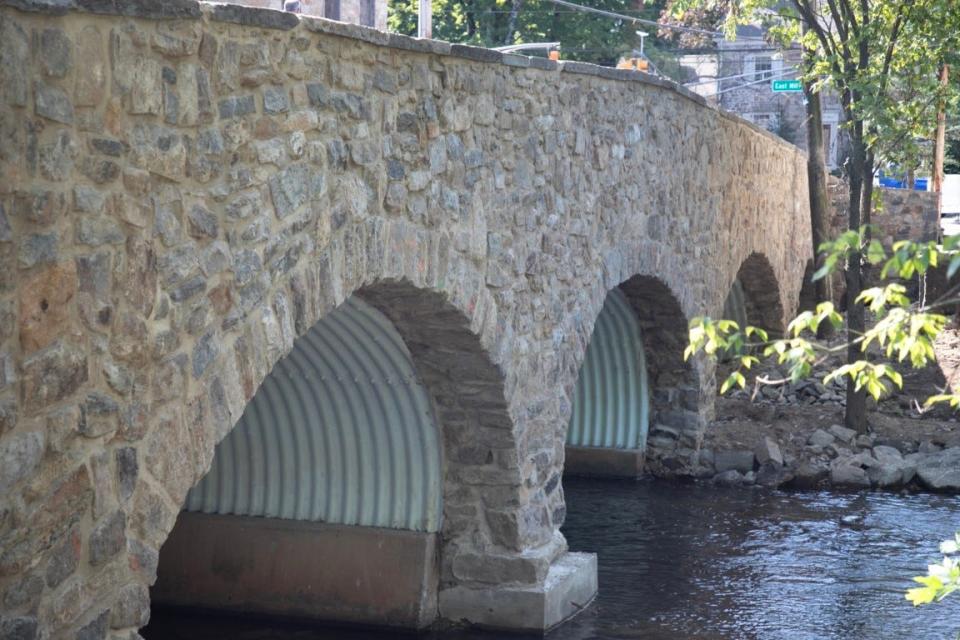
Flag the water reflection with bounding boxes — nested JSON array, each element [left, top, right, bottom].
[[145, 479, 960, 640]]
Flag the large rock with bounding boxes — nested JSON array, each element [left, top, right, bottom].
[[916, 448, 960, 492], [788, 461, 829, 489], [830, 461, 871, 488], [828, 424, 857, 445], [712, 469, 744, 486], [714, 450, 755, 474], [807, 428, 835, 448], [754, 436, 783, 467]]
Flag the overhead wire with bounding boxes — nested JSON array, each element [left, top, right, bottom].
[[686, 64, 800, 86], [701, 67, 797, 97], [543, 0, 725, 38]]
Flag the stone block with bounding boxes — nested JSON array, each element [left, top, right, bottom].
[[109, 583, 150, 629], [0, 431, 45, 495], [218, 94, 256, 119], [754, 436, 783, 467], [37, 27, 72, 77], [714, 449, 755, 474], [0, 617, 38, 640], [19, 260, 77, 353], [21, 340, 88, 411], [45, 524, 81, 588], [35, 82, 74, 124], [828, 424, 857, 445], [208, 3, 299, 30], [830, 462, 871, 488], [1, 17, 29, 107], [75, 610, 109, 640], [89, 509, 126, 567], [439, 552, 596, 632], [74, 25, 106, 107], [17, 232, 59, 269]]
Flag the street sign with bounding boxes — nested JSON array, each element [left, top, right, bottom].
[[772, 79, 803, 92]]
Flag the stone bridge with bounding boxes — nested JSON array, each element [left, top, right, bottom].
[[0, 1, 810, 637]]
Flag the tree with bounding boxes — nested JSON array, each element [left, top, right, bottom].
[[388, 0, 671, 65], [670, 0, 960, 432]]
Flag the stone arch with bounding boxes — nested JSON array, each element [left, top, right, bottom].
[[730, 252, 786, 336], [564, 274, 705, 476], [151, 275, 521, 628], [617, 275, 704, 440]]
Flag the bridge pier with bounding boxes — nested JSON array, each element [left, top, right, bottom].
[[439, 551, 598, 632]]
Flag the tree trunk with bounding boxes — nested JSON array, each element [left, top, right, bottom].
[[933, 62, 949, 225], [845, 134, 868, 433], [503, 0, 521, 45], [861, 151, 874, 234], [803, 79, 834, 317]]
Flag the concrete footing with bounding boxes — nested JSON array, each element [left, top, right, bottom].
[[438, 552, 598, 633], [564, 445, 645, 478], [152, 512, 439, 629]]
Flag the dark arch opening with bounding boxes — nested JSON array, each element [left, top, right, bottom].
[[797, 259, 817, 312], [731, 252, 785, 337]]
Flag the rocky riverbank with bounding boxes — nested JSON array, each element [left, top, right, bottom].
[[646, 326, 960, 493], [648, 407, 960, 492]]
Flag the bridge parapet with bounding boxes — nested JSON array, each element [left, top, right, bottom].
[[0, 1, 810, 636]]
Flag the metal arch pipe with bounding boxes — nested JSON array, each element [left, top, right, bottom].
[[184, 297, 443, 533], [567, 288, 651, 451]]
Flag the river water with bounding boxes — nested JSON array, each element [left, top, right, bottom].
[[146, 479, 960, 639]]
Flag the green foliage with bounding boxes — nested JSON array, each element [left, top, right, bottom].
[[685, 226, 960, 407], [907, 534, 960, 606], [388, 0, 671, 65]]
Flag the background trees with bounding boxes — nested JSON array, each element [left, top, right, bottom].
[[387, 0, 671, 65]]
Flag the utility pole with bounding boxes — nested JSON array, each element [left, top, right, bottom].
[[418, 0, 431, 38], [933, 62, 949, 222]]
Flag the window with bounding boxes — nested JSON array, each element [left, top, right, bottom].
[[360, 0, 375, 26], [746, 112, 779, 133], [753, 55, 773, 81], [324, 0, 340, 20]]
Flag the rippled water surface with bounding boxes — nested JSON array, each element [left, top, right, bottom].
[[146, 479, 960, 639]]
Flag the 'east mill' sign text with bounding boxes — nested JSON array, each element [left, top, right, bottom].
[[772, 79, 803, 92]]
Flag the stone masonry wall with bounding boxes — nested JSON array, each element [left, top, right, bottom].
[[0, 1, 810, 637], [828, 176, 940, 245]]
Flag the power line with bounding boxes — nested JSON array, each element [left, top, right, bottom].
[[543, 0, 724, 38], [702, 67, 797, 97], [686, 64, 800, 86]]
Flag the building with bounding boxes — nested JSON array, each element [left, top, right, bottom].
[[226, 0, 387, 31], [681, 24, 847, 170]]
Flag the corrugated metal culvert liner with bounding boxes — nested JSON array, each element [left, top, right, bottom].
[[185, 297, 442, 533], [567, 288, 650, 450]]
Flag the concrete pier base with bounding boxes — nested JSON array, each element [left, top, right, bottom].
[[152, 512, 439, 629], [564, 445, 646, 478], [438, 552, 598, 633]]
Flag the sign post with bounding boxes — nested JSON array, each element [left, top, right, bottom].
[[418, 0, 431, 38], [771, 79, 803, 92]]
